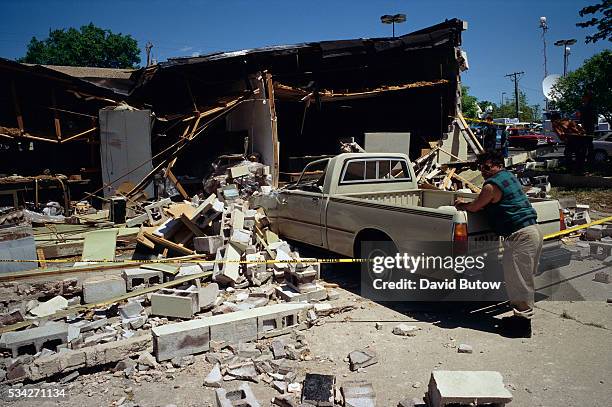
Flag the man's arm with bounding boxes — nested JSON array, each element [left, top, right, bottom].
[[455, 184, 499, 212]]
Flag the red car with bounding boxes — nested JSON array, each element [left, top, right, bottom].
[[508, 128, 556, 150]]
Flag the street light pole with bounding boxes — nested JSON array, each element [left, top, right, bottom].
[[380, 14, 407, 38], [554, 39, 576, 77]]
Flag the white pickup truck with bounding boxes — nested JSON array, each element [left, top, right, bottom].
[[260, 153, 568, 266]]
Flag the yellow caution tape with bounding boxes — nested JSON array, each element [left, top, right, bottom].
[[543, 215, 612, 240]]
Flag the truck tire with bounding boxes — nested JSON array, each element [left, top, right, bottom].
[[355, 230, 398, 282]]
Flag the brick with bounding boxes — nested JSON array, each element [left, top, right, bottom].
[[215, 383, 260, 407], [82, 275, 126, 304], [199, 282, 220, 309], [151, 289, 199, 319], [122, 268, 163, 290], [427, 371, 513, 407]]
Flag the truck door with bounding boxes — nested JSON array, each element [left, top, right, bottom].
[[276, 159, 328, 247]]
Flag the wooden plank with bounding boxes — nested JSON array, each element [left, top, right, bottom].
[[167, 169, 189, 200], [265, 73, 280, 187], [457, 112, 484, 153], [51, 89, 62, 140], [36, 248, 46, 268], [143, 231, 195, 255], [38, 241, 84, 259], [451, 172, 482, 193], [442, 168, 456, 190]]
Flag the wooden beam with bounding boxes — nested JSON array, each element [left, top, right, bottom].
[[451, 172, 482, 193], [59, 127, 97, 143], [143, 231, 196, 255], [265, 72, 280, 187], [166, 169, 189, 199], [442, 168, 456, 190], [51, 89, 62, 140]]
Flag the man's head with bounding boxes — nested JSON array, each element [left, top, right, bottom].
[[486, 116, 493, 123], [476, 150, 504, 178]]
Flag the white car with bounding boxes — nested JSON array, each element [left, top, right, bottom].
[[593, 132, 612, 163]]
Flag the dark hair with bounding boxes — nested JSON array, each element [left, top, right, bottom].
[[476, 150, 505, 167]]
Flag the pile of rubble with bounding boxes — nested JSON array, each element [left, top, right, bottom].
[[0, 159, 353, 406]]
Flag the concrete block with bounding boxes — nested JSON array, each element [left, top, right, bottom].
[[230, 164, 251, 179], [427, 371, 513, 407], [457, 344, 473, 353], [341, 380, 376, 407], [585, 225, 604, 241], [199, 283, 220, 309], [82, 275, 126, 304], [122, 268, 162, 290], [231, 209, 245, 230], [213, 244, 242, 285], [119, 300, 144, 319], [194, 235, 224, 254], [302, 373, 335, 406], [589, 241, 612, 259], [275, 284, 328, 302], [0, 322, 68, 357], [151, 289, 199, 318], [152, 303, 311, 361], [230, 229, 252, 251], [284, 267, 318, 293], [215, 383, 260, 407], [348, 349, 378, 371]]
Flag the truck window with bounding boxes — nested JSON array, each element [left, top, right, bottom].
[[340, 158, 411, 184]]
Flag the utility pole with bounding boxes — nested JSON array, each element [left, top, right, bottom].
[[145, 41, 154, 67], [539, 16, 549, 111], [505, 71, 524, 120]]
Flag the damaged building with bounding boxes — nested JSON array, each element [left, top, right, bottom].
[[1, 18, 469, 209]]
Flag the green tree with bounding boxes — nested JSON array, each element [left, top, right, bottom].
[[552, 50, 612, 124], [19, 23, 140, 68], [490, 91, 540, 122], [461, 85, 479, 118], [576, 1, 612, 43]]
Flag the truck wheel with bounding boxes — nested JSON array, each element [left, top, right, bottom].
[[355, 231, 398, 282]]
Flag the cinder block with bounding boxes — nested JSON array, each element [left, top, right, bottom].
[[275, 284, 328, 303], [0, 322, 68, 357], [152, 303, 311, 361], [585, 225, 604, 241], [213, 244, 241, 284], [215, 383, 260, 407], [82, 275, 126, 304], [122, 268, 163, 290], [194, 235, 224, 254], [341, 380, 376, 407], [427, 371, 513, 407], [151, 289, 199, 318]]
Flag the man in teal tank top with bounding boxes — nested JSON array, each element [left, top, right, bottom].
[[455, 150, 543, 338]]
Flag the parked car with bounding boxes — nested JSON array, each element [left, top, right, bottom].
[[508, 128, 556, 150], [593, 131, 612, 163]]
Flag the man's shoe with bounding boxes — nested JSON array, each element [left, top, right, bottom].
[[500, 315, 532, 338]]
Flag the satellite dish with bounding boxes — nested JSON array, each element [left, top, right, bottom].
[[542, 74, 561, 101]]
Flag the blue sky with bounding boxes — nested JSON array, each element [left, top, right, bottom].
[[1, 0, 609, 107]]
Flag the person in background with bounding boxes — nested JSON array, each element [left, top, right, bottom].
[[577, 91, 597, 172], [483, 116, 497, 151], [455, 150, 542, 338], [499, 125, 509, 158]]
